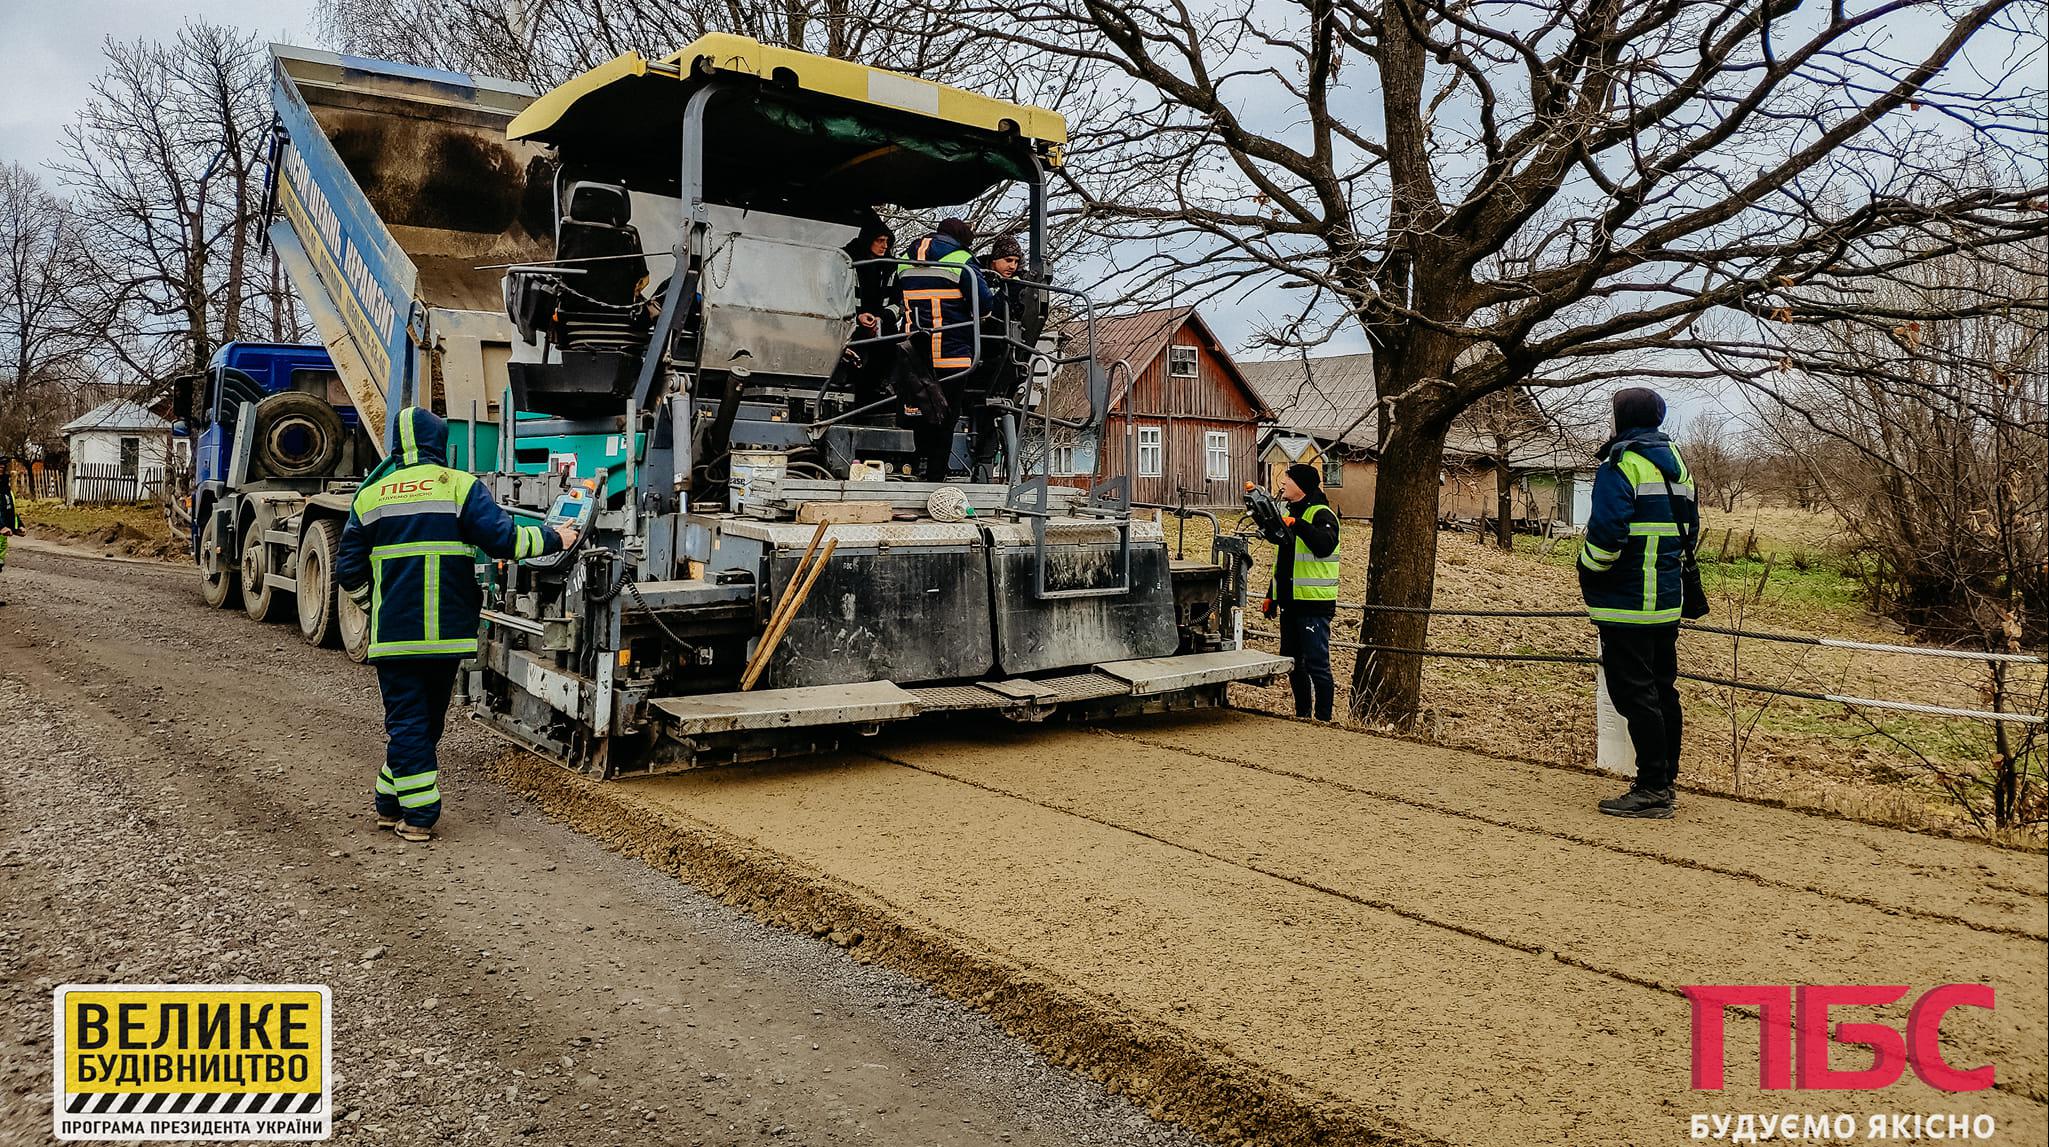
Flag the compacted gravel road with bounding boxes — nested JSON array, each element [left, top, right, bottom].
[[4, 536, 2044, 1147], [0, 539, 1207, 1147]]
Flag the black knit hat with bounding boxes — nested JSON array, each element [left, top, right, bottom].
[[936, 217, 975, 246], [1611, 386, 1667, 431], [1285, 462, 1323, 494], [987, 234, 1023, 262]]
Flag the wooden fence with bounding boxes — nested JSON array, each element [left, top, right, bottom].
[[4, 462, 67, 500], [68, 463, 168, 505]]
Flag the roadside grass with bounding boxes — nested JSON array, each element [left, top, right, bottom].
[[15, 498, 182, 559], [1165, 506, 2044, 844]]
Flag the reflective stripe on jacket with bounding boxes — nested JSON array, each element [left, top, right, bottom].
[[334, 407, 561, 661], [897, 234, 994, 370], [1271, 500, 1341, 614], [1578, 431, 1696, 626]]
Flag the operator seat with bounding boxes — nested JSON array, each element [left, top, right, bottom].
[[554, 181, 647, 351]]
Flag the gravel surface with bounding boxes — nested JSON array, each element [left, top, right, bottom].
[[0, 538, 1211, 1147]]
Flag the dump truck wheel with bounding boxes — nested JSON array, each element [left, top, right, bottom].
[[198, 512, 240, 610], [241, 533, 293, 623], [337, 572, 371, 663], [297, 520, 342, 648], [252, 391, 345, 479]]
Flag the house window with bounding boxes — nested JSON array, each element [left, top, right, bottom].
[[1204, 431, 1230, 481], [1050, 443, 1079, 476], [1323, 455, 1344, 488], [118, 437, 140, 477], [1167, 345, 1198, 378], [1136, 426, 1163, 476]]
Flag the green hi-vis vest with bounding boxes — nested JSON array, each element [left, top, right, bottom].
[[1276, 502, 1340, 602]]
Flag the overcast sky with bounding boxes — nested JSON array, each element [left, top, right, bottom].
[[0, 0, 319, 171]]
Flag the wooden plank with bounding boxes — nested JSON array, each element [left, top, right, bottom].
[[794, 500, 893, 525]]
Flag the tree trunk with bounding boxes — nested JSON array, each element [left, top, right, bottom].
[[1494, 456, 1513, 549], [1352, 416, 1451, 725]]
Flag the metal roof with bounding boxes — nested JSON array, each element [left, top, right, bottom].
[[61, 400, 170, 435], [1240, 353, 1377, 449], [1044, 306, 1273, 421]]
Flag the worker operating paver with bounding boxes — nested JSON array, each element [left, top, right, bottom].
[[335, 407, 576, 842]]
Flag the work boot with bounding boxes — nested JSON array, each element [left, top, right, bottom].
[[374, 815, 401, 831], [1599, 786, 1675, 819], [392, 822, 434, 843]]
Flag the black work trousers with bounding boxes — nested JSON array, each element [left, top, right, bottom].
[[373, 657, 462, 827], [1596, 623, 1682, 789], [1278, 610, 1334, 721]]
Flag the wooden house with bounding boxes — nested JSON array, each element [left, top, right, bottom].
[[1032, 307, 1273, 506], [1242, 353, 1379, 517]]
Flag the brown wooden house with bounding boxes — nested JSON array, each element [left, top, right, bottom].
[[1032, 307, 1273, 506]]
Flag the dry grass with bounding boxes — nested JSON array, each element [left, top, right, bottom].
[[14, 498, 183, 560], [1158, 507, 2045, 845]]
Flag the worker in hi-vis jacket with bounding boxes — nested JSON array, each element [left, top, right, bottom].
[[335, 408, 576, 842]]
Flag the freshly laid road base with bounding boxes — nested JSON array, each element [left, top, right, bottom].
[[498, 713, 2049, 1147]]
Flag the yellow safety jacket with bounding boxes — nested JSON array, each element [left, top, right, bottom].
[[334, 407, 561, 660]]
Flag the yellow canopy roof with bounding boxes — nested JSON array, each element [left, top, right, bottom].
[[508, 34, 1066, 149]]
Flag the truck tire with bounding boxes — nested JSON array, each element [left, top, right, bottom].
[[241, 531, 293, 623], [252, 391, 346, 478], [337, 578, 371, 663], [198, 511, 241, 610], [296, 519, 343, 648]]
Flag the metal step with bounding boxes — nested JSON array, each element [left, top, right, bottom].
[[653, 681, 921, 737], [1096, 649, 1292, 695]]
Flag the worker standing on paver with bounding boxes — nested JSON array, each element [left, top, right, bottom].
[[896, 217, 997, 481], [0, 456, 23, 608], [1264, 463, 1341, 721], [1578, 387, 1697, 820], [335, 408, 576, 842]]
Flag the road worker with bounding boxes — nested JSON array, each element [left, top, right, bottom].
[[895, 216, 997, 481], [0, 457, 23, 608], [1263, 462, 1341, 721], [335, 408, 576, 842], [1578, 387, 1697, 820]]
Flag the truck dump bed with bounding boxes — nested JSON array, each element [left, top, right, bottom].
[[267, 45, 550, 450]]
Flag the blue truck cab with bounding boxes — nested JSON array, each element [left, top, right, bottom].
[[188, 342, 359, 492]]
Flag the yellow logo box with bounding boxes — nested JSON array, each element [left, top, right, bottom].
[[56, 985, 329, 1095]]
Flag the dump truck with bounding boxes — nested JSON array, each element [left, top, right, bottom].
[[252, 38, 1285, 777], [172, 340, 376, 658], [179, 48, 615, 662]]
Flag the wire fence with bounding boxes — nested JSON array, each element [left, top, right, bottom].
[[1246, 603, 2047, 727]]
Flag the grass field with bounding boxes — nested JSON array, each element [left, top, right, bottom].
[[1162, 503, 2046, 844]]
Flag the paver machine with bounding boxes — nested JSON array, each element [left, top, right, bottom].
[[355, 35, 1287, 776]]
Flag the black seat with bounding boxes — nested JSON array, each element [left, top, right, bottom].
[[551, 183, 647, 353]]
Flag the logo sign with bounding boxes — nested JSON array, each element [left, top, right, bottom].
[[1684, 984, 1994, 1092], [53, 984, 332, 1141]]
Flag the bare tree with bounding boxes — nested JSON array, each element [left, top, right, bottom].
[[1680, 410, 1763, 514], [926, 0, 2048, 723], [1756, 246, 2046, 828], [56, 21, 291, 384], [0, 164, 94, 459], [315, 0, 1009, 90]]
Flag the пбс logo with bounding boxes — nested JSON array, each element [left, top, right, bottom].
[[1683, 983, 1994, 1091]]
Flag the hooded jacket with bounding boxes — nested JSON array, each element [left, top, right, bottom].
[[335, 407, 562, 660], [1578, 426, 1697, 626], [897, 231, 997, 371]]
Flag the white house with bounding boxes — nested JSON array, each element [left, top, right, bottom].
[[60, 400, 185, 503]]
